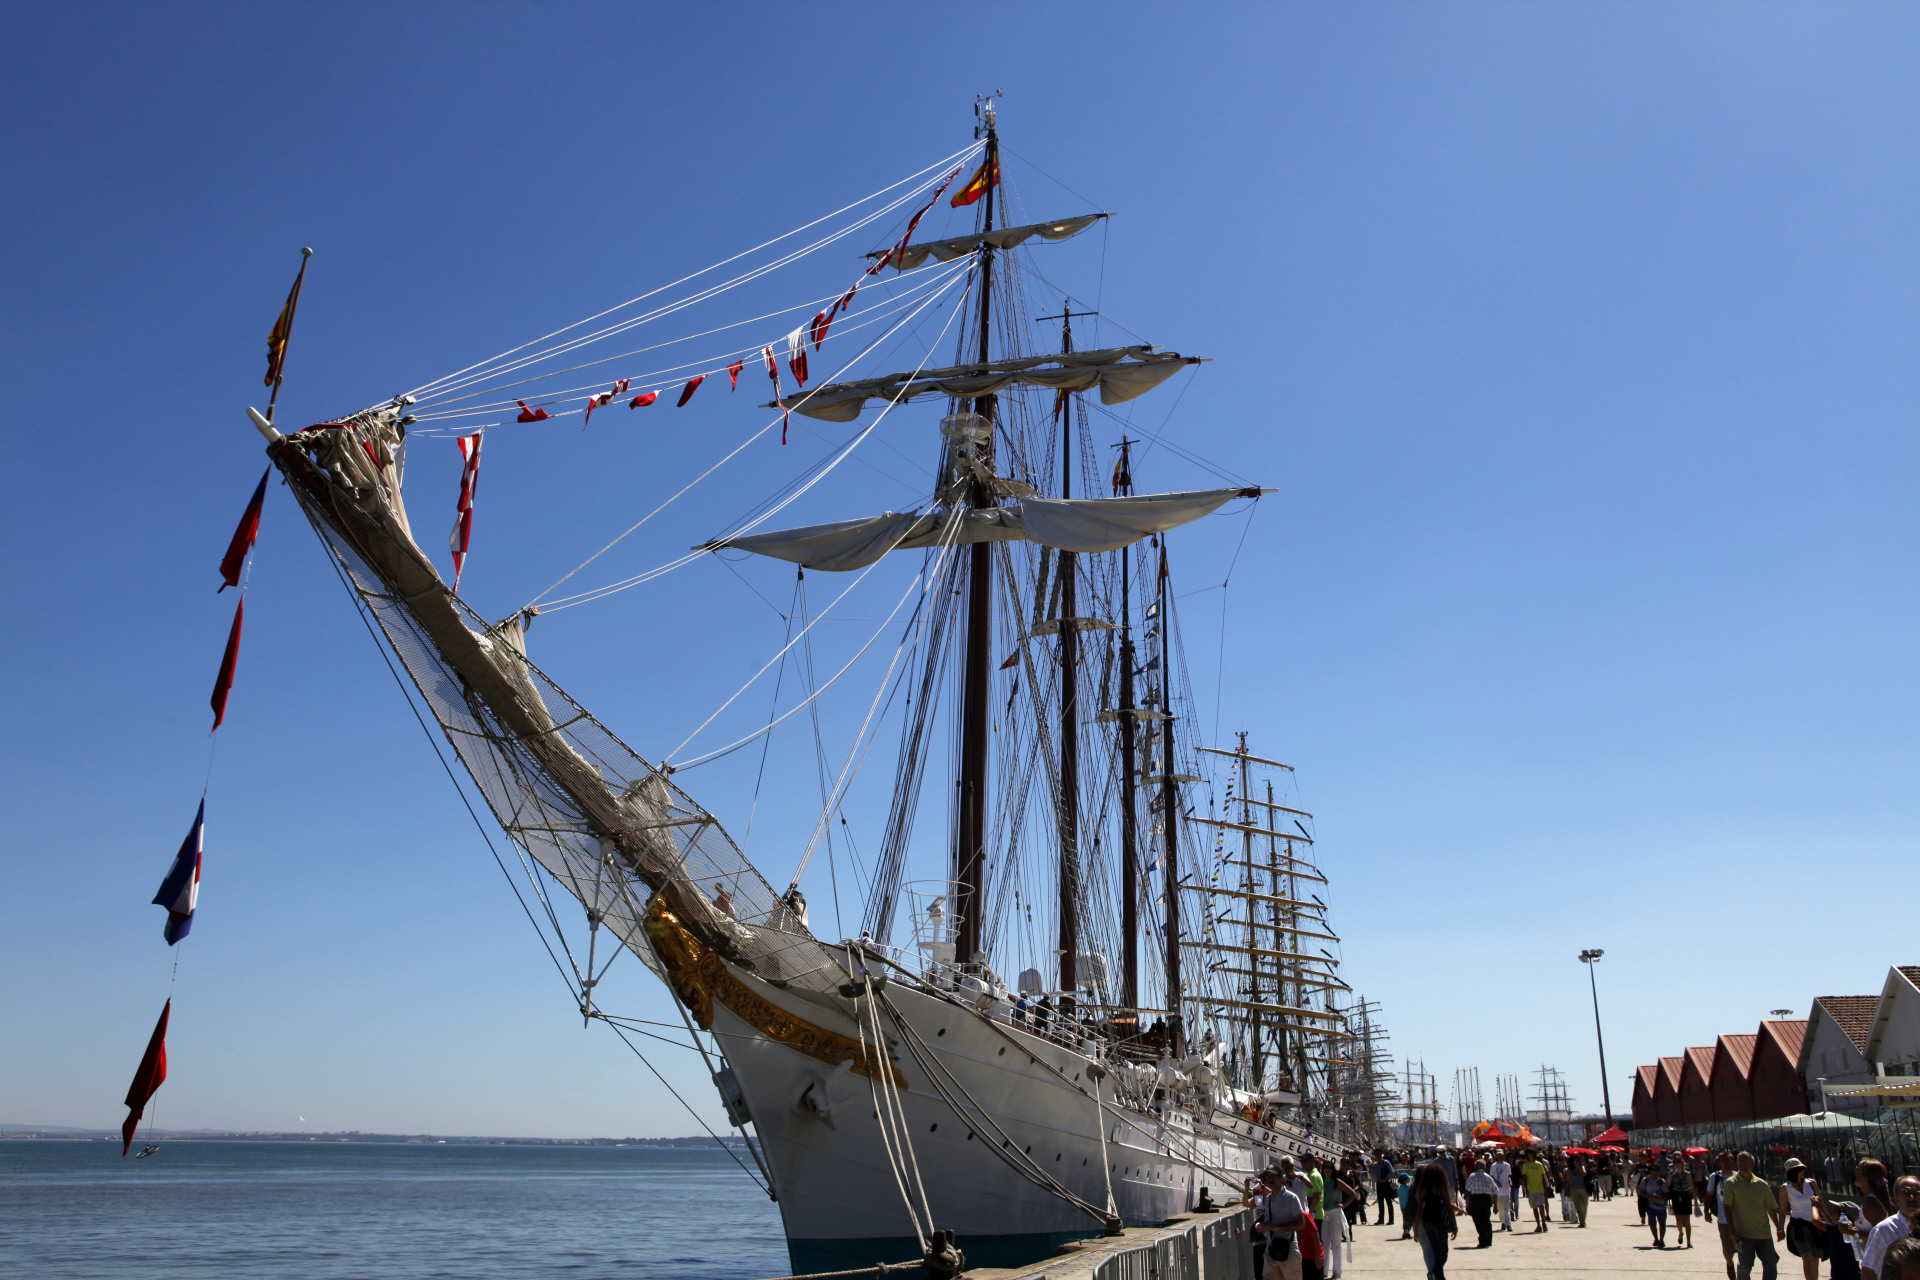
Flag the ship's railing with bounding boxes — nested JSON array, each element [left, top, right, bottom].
[[1089, 1208, 1253, 1280]]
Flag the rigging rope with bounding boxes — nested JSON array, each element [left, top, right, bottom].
[[403, 141, 984, 404], [526, 263, 971, 614]]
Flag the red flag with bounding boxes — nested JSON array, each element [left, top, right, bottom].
[[515, 400, 551, 423], [867, 169, 962, 275], [210, 599, 243, 731], [676, 375, 704, 407], [999, 651, 1020, 670], [835, 284, 858, 316], [218, 468, 269, 592], [264, 255, 309, 387], [810, 311, 831, 351], [727, 359, 743, 390], [786, 326, 809, 387], [764, 346, 788, 445], [950, 156, 997, 208], [449, 432, 482, 591], [121, 1000, 170, 1156], [584, 380, 630, 425], [629, 391, 658, 408]]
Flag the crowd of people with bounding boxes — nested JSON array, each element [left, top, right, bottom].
[[1235, 1141, 1920, 1280]]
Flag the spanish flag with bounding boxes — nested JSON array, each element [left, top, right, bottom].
[[950, 156, 998, 208], [264, 253, 310, 387]]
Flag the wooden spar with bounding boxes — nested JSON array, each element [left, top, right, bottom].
[[1191, 884, 1327, 911], [1221, 795, 1314, 819], [1189, 995, 1351, 1025], [1116, 438, 1138, 1014], [1193, 817, 1312, 844], [952, 121, 999, 967], [1197, 745, 1292, 771], [1219, 857, 1327, 884], [1201, 966, 1352, 992], [1205, 916, 1341, 945]]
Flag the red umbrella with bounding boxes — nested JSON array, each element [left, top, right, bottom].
[[1684, 1147, 1709, 1157], [1591, 1126, 1632, 1145]]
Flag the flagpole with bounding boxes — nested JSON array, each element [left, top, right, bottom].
[[264, 247, 313, 424]]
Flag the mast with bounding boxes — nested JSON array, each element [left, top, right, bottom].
[[1157, 542, 1182, 1059], [1114, 439, 1139, 1020], [953, 108, 998, 967], [1051, 311, 1086, 1007]]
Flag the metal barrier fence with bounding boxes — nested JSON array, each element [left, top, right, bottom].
[[1091, 1208, 1253, 1280], [1627, 1107, 1920, 1191]]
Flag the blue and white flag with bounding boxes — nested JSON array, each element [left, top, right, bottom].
[[152, 801, 203, 945]]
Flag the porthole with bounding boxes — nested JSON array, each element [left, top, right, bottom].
[[967, 1132, 975, 1141], [937, 1028, 946, 1037], [998, 1047, 1006, 1056], [1083, 1158, 1088, 1166], [930, 1123, 938, 1133], [1025, 1146, 1032, 1154]]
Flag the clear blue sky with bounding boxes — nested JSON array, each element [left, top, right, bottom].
[[4, 2, 1916, 1138]]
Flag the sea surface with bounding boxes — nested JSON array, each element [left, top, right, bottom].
[[0, 1141, 787, 1279]]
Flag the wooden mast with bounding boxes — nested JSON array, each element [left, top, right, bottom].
[[1114, 438, 1140, 1020], [1050, 311, 1088, 1007], [1157, 543, 1183, 1059], [953, 111, 998, 967]]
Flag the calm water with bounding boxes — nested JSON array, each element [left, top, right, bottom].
[[0, 1141, 787, 1279]]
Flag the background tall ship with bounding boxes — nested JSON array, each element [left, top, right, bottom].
[[248, 103, 1390, 1272]]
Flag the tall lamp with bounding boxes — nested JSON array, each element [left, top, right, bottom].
[[1579, 949, 1614, 1127]]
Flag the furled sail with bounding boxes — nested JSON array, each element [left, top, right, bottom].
[[764, 345, 1200, 423], [867, 213, 1108, 271], [702, 487, 1267, 572]]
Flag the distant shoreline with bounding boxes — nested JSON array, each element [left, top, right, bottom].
[[0, 1128, 746, 1147]]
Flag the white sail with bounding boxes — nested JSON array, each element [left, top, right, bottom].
[[871, 213, 1108, 271], [767, 346, 1199, 422], [703, 487, 1268, 571]]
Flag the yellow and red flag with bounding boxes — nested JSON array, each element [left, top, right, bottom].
[[950, 155, 998, 208], [263, 253, 310, 387]]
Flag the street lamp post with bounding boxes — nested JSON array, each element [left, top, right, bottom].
[[1579, 949, 1614, 1127]]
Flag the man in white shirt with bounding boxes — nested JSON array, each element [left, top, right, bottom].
[[1863, 1175, 1920, 1280], [1464, 1166, 1498, 1248], [1256, 1166, 1309, 1280], [1490, 1158, 1513, 1232]]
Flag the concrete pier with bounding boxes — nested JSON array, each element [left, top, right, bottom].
[[973, 1207, 1255, 1280]]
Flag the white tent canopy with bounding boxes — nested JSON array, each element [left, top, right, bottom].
[[701, 487, 1268, 572]]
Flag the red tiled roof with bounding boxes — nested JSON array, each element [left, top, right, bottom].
[[1716, 1034, 1758, 1078], [1659, 1056, 1686, 1090], [1685, 1046, 1717, 1081], [1762, 1019, 1809, 1064], [1814, 996, 1879, 1055]]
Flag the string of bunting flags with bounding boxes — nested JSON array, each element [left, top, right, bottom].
[[121, 256, 299, 1157]]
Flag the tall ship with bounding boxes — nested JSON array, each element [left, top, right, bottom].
[[248, 103, 1372, 1272]]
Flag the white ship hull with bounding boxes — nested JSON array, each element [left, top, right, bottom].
[[705, 957, 1324, 1274]]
